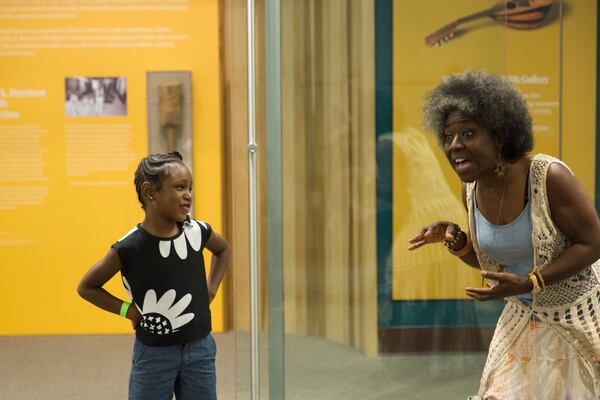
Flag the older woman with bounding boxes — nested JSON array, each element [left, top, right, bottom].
[[409, 69, 600, 399]]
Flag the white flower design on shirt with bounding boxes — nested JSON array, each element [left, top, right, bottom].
[[139, 289, 194, 335], [158, 220, 206, 259]]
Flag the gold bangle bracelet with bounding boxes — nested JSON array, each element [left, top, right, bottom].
[[448, 234, 473, 257], [532, 266, 546, 290], [528, 271, 542, 294]]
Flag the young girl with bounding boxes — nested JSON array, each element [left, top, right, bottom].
[[78, 152, 230, 400]]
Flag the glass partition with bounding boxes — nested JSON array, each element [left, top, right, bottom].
[[221, 0, 600, 398], [258, 0, 565, 399]]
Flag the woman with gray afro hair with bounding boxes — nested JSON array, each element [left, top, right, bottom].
[[409, 69, 600, 398], [422, 69, 533, 162]]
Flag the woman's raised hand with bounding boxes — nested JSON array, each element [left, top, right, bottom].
[[408, 221, 459, 251]]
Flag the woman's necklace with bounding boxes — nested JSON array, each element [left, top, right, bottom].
[[492, 178, 508, 269], [494, 177, 508, 226], [479, 174, 508, 286]]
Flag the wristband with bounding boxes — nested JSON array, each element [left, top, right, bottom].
[[528, 272, 542, 294], [120, 301, 131, 318], [532, 266, 546, 290], [448, 234, 473, 257]]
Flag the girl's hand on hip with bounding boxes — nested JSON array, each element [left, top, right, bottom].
[[408, 221, 459, 250], [128, 305, 142, 329], [465, 271, 532, 301]]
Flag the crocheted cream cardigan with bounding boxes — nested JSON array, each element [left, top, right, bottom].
[[465, 154, 600, 397]]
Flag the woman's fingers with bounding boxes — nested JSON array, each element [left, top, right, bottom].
[[408, 231, 425, 243], [481, 271, 499, 280], [408, 226, 439, 250], [481, 271, 510, 283], [407, 240, 427, 251], [408, 228, 430, 250], [465, 286, 493, 301], [444, 223, 457, 241], [466, 272, 501, 300]]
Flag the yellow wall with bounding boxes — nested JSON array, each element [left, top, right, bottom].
[[0, 0, 225, 334], [562, 1, 597, 195]]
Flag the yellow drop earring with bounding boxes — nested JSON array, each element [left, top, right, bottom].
[[494, 156, 505, 179]]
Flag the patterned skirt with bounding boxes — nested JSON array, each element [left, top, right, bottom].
[[474, 319, 594, 400]]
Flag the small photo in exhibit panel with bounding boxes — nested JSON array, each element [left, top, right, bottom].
[[65, 77, 127, 117], [147, 71, 193, 171]]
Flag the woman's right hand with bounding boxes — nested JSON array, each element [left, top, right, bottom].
[[408, 221, 460, 251]]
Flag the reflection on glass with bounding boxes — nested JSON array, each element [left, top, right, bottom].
[[248, 0, 566, 399]]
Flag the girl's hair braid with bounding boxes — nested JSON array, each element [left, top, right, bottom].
[[134, 151, 184, 208]]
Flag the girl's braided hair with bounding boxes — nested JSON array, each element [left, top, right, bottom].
[[134, 151, 185, 208]]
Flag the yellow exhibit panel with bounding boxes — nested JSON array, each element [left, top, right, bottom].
[[0, 1, 224, 334], [391, 0, 594, 300]]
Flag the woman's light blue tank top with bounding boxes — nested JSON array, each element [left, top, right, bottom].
[[474, 182, 534, 302]]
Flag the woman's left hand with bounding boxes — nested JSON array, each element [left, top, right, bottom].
[[465, 271, 532, 301]]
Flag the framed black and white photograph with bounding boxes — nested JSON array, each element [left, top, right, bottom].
[[65, 77, 127, 117]]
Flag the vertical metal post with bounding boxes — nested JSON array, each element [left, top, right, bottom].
[[266, 0, 284, 398], [246, 0, 260, 399]]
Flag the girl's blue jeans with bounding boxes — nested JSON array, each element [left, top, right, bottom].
[[129, 333, 217, 400]]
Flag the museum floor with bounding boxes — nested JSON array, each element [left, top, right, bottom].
[[1, 332, 485, 399]]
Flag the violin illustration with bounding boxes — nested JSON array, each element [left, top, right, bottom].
[[425, 0, 555, 47]]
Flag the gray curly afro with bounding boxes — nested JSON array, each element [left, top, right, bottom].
[[422, 69, 533, 162]]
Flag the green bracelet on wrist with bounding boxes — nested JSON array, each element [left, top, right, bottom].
[[120, 301, 131, 318]]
